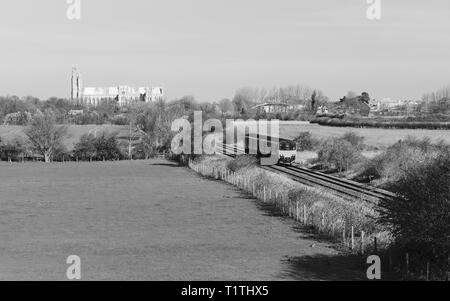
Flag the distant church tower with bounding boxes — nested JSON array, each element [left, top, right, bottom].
[[71, 67, 83, 105]]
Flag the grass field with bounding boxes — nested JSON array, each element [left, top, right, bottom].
[[0, 159, 366, 280], [277, 121, 450, 148], [0, 125, 126, 150]]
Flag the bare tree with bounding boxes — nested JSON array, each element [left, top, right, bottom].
[[25, 110, 67, 163], [218, 98, 233, 116]]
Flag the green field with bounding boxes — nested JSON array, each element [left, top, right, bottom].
[[0, 125, 126, 150], [0, 159, 364, 280], [277, 121, 450, 148]]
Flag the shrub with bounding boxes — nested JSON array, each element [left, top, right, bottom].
[[93, 133, 123, 161], [294, 131, 317, 151], [52, 145, 71, 162], [0, 139, 26, 161], [317, 138, 362, 172], [357, 137, 450, 185], [341, 131, 365, 150], [73, 133, 123, 161], [378, 154, 450, 275], [73, 134, 97, 161], [132, 138, 157, 160]]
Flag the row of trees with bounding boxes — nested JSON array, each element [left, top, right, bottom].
[[311, 117, 450, 130], [0, 95, 121, 125], [0, 96, 205, 162], [229, 85, 328, 118]]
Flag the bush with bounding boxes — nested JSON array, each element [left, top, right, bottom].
[[317, 138, 362, 172], [0, 139, 26, 161], [73, 133, 123, 161], [52, 145, 71, 162], [341, 131, 365, 150], [132, 139, 157, 160], [378, 154, 450, 275], [73, 134, 97, 161], [294, 131, 317, 151], [93, 133, 123, 161], [357, 137, 449, 185]]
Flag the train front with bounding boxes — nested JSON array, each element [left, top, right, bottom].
[[278, 139, 296, 164]]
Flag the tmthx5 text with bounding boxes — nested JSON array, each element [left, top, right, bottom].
[[181, 285, 269, 298]]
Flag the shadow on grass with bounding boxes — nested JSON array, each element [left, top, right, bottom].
[[190, 171, 399, 280], [279, 253, 367, 281], [252, 200, 400, 281], [149, 162, 180, 167]]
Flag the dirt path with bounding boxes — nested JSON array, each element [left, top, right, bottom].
[[0, 159, 365, 280]]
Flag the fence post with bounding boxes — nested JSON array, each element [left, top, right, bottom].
[[426, 261, 430, 281], [321, 212, 325, 232], [361, 231, 365, 255], [303, 205, 307, 225], [296, 202, 299, 221], [406, 253, 410, 279], [342, 226, 346, 245], [332, 222, 336, 239], [263, 186, 266, 202], [351, 226, 355, 251]]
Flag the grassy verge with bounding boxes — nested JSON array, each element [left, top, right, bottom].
[[188, 155, 391, 255]]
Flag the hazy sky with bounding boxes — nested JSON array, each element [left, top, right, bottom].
[[0, 0, 449, 102]]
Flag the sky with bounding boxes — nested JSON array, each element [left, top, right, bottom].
[[0, 0, 449, 102]]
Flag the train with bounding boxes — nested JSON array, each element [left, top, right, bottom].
[[244, 133, 297, 165]]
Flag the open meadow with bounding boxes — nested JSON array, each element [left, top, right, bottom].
[[277, 121, 450, 148], [0, 159, 365, 280]]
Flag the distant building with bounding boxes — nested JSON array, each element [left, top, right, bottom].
[[316, 105, 329, 115], [252, 103, 290, 114], [335, 93, 371, 116], [70, 67, 164, 107], [68, 109, 84, 116]]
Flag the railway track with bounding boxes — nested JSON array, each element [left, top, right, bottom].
[[263, 165, 394, 204], [214, 142, 396, 203]]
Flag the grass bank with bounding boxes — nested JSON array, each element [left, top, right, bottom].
[[188, 155, 390, 255]]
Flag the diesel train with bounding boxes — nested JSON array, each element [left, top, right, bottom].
[[244, 133, 297, 165]]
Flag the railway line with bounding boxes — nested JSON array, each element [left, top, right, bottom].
[[214, 142, 396, 204]]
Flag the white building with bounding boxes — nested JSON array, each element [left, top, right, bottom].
[[70, 67, 164, 107]]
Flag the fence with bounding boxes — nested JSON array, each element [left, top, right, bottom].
[[188, 159, 449, 280], [188, 160, 374, 253]]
